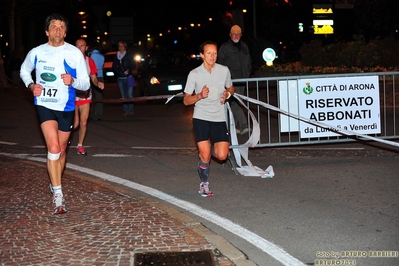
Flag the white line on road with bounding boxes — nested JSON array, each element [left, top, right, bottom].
[[0, 141, 17, 145], [31, 145, 94, 149], [2, 152, 306, 266], [93, 154, 132, 157], [131, 146, 196, 150]]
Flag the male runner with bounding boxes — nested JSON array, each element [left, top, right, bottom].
[[20, 13, 90, 214]]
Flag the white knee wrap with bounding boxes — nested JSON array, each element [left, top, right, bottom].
[[47, 152, 61, 160]]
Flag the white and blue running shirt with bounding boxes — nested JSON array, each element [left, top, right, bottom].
[[20, 42, 90, 112]]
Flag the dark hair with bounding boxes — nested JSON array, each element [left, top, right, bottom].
[[118, 41, 128, 49], [199, 40, 218, 54], [45, 13, 69, 32]]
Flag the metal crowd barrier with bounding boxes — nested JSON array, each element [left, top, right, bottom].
[[230, 72, 399, 149]]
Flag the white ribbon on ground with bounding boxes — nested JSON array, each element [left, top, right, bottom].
[[226, 98, 275, 178], [166, 92, 275, 178]]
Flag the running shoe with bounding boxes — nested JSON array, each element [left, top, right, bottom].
[[76, 146, 87, 156], [49, 184, 53, 194], [53, 193, 67, 214], [199, 182, 213, 197]]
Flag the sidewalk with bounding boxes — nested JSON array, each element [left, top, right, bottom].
[[0, 155, 251, 266]]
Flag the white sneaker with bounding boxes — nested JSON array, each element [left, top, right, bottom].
[[199, 182, 213, 197], [53, 193, 67, 214]]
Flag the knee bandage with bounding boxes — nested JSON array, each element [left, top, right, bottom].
[[47, 151, 61, 160]]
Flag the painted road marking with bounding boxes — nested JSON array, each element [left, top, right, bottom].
[[2, 152, 306, 266], [0, 141, 17, 145], [92, 154, 132, 157]]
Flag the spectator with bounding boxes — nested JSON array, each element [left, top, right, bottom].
[[112, 41, 136, 116], [89, 42, 105, 121], [217, 24, 252, 135]]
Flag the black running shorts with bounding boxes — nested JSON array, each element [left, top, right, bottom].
[[193, 118, 229, 144], [35, 105, 74, 132]]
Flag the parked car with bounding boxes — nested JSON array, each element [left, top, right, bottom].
[[103, 51, 116, 81], [138, 51, 199, 96]]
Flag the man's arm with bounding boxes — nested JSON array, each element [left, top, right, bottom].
[[90, 74, 104, 89], [20, 51, 35, 88]]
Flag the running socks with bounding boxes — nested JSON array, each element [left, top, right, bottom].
[[198, 161, 209, 183], [52, 185, 63, 196]]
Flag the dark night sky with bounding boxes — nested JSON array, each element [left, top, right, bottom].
[[70, 0, 248, 52], [1, 0, 398, 63], [85, 0, 227, 35], [0, 0, 249, 58]]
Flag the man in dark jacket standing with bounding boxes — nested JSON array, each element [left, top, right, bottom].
[[217, 25, 252, 135]]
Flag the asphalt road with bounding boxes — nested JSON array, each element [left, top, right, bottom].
[[1, 83, 398, 266]]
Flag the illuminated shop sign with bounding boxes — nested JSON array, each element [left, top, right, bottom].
[[313, 19, 334, 34], [313, 7, 333, 14], [313, 4, 334, 35]]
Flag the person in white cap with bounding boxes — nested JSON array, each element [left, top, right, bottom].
[[217, 24, 252, 135]]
